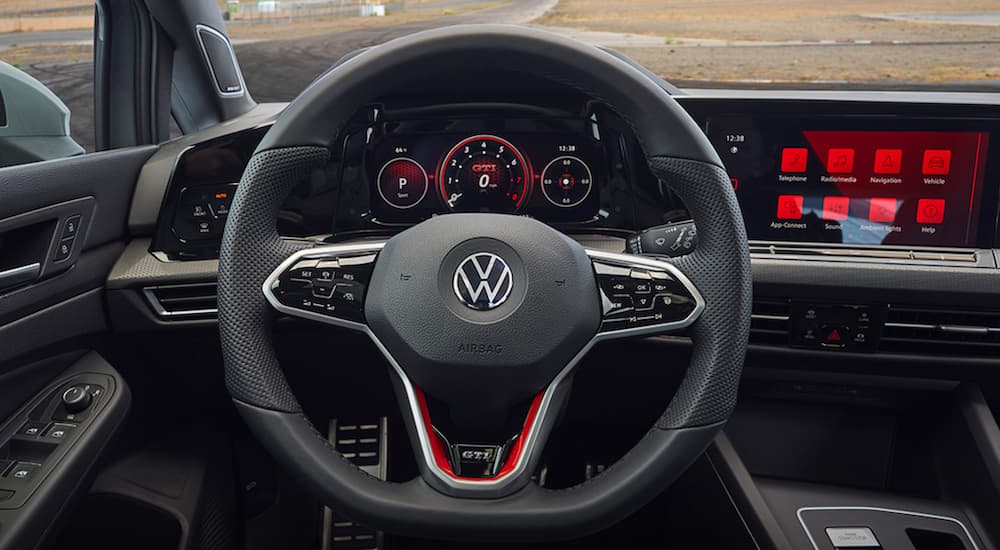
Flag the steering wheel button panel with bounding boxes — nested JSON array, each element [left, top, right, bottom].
[[270, 245, 382, 325], [590, 252, 703, 334]]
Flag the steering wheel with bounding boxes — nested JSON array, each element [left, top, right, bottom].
[[218, 25, 751, 541]]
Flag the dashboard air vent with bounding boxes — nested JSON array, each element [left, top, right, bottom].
[[143, 283, 218, 319], [750, 300, 790, 346], [881, 306, 1000, 356]]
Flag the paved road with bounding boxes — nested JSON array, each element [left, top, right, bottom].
[[0, 29, 89, 48], [237, 0, 555, 102]]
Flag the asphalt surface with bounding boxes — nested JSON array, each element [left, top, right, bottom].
[[237, 0, 554, 102], [0, 29, 89, 48]]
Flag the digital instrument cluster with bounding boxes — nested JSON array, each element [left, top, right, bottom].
[[367, 121, 603, 224]]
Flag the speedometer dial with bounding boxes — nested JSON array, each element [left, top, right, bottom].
[[438, 135, 530, 213]]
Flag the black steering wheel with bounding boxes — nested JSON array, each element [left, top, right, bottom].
[[218, 25, 751, 541]]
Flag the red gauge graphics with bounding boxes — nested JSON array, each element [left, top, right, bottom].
[[377, 157, 428, 209], [541, 156, 593, 208], [438, 135, 530, 213]]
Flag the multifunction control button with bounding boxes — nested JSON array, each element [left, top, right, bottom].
[[272, 253, 377, 323], [594, 261, 697, 332]]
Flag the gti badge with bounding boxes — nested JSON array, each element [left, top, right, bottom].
[[453, 252, 513, 310]]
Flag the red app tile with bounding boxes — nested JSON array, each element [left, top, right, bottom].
[[780, 148, 808, 173], [826, 148, 855, 173], [776, 195, 803, 219], [874, 149, 902, 174], [822, 196, 850, 220], [916, 198, 946, 224], [922, 150, 951, 175], [868, 198, 898, 222]]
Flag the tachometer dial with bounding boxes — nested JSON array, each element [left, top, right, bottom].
[[541, 156, 593, 208], [438, 135, 530, 213]]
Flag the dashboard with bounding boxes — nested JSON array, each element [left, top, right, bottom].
[[123, 83, 1000, 366], [149, 95, 1000, 265]]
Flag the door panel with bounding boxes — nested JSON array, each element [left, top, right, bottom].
[[0, 146, 153, 549], [0, 146, 154, 332]]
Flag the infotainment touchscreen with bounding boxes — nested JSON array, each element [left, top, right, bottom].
[[707, 117, 991, 248]]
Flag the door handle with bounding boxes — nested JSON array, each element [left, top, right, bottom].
[[0, 262, 41, 291]]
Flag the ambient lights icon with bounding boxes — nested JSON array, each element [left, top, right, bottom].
[[868, 198, 897, 223]]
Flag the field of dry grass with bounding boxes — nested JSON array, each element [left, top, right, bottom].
[[0, 0, 89, 13], [534, 0, 1000, 42], [2, 43, 89, 66], [533, 0, 1000, 84]]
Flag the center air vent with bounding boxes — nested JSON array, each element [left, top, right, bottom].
[[750, 299, 790, 346], [881, 306, 1000, 356], [143, 282, 218, 319]]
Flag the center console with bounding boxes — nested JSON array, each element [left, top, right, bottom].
[[709, 376, 1000, 550]]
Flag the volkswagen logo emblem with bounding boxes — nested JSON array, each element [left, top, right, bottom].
[[453, 253, 513, 310]]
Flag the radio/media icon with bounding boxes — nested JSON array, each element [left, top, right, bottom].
[[868, 197, 898, 223], [826, 148, 855, 173], [916, 198, 946, 224], [776, 195, 804, 220], [780, 148, 808, 173]]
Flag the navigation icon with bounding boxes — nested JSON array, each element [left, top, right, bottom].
[[874, 149, 902, 175]]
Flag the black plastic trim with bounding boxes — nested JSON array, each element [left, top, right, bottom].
[[234, 399, 721, 541], [0, 352, 130, 550]]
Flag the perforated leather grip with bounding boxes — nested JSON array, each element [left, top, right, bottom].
[[218, 146, 328, 411], [649, 157, 752, 428]]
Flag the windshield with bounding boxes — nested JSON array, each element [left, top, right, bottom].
[[230, 0, 1000, 100], [2, 0, 998, 150]]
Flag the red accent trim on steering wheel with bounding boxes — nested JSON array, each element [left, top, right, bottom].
[[413, 386, 544, 482]]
